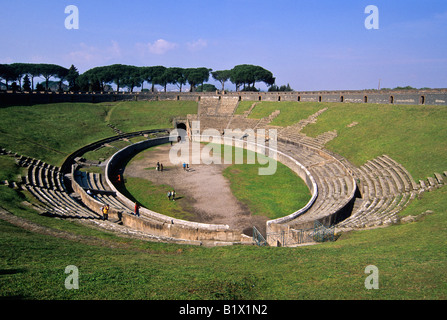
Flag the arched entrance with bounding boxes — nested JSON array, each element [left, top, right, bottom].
[[176, 122, 187, 141]]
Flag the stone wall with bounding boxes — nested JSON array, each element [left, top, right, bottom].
[[103, 134, 324, 245], [104, 136, 246, 243], [2, 89, 447, 107]]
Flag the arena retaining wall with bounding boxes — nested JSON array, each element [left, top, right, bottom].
[[104, 137, 247, 244], [102, 133, 323, 245]]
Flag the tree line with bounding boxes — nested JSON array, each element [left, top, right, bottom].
[[0, 63, 282, 93]]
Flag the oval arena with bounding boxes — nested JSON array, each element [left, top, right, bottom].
[[6, 94, 437, 247]]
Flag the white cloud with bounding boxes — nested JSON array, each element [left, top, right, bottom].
[[66, 40, 122, 67], [187, 39, 208, 52], [145, 39, 178, 55]]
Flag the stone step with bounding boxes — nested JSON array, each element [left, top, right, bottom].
[[434, 172, 444, 184]]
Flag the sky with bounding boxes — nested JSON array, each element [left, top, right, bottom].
[[1, 0, 447, 91]]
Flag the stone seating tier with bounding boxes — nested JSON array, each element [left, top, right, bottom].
[[336, 155, 420, 229], [271, 141, 356, 230], [17, 158, 101, 219], [73, 170, 133, 215]]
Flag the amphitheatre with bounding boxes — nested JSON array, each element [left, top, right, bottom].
[[1, 89, 446, 247], [0, 89, 446, 299]]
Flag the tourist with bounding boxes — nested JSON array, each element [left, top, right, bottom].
[[102, 204, 109, 221], [134, 202, 140, 217], [172, 190, 176, 201], [160, 163, 164, 172], [167, 190, 172, 201], [183, 162, 186, 171], [156, 162, 160, 171]]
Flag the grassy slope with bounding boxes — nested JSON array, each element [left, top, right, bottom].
[[0, 101, 197, 166], [0, 103, 112, 165], [106, 100, 197, 132], [0, 101, 446, 300], [301, 102, 447, 181], [248, 101, 323, 127]]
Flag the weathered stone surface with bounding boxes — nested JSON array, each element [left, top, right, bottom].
[[2, 90, 447, 107], [435, 172, 444, 184]]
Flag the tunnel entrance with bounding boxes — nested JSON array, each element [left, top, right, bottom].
[[175, 122, 188, 141]]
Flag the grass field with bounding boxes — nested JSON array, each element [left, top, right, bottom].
[[120, 177, 194, 221], [1, 184, 445, 300], [223, 162, 311, 220], [0, 100, 446, 300]]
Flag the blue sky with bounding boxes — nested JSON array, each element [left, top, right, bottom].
[[1, 0, 446, 91]]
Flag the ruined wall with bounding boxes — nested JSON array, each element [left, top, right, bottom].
[[2, 89, 447, 107]]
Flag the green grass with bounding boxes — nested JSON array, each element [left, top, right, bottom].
[[223, 162, 311, 219], [247, 101, 323, 127], [203, 142, 312, 219], [82, 140, 133, 162], [0, 101, 198, 166], [116, 145, 195, 221], [299, 102, 447, 181], [105, 100, 197, 132], [0, 103, 113, 165], [120, 177, 194, 221], [0, 156, 26, 183], [1, 185, 446, 300], [234, 101, 254, 114]]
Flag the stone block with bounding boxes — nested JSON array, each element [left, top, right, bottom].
[[419, 180, 426, 189], [427, 176, 436, 187], [434, 173, 444, 184]]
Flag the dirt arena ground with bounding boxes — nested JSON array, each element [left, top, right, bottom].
[[123, 142, 269, 235]]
